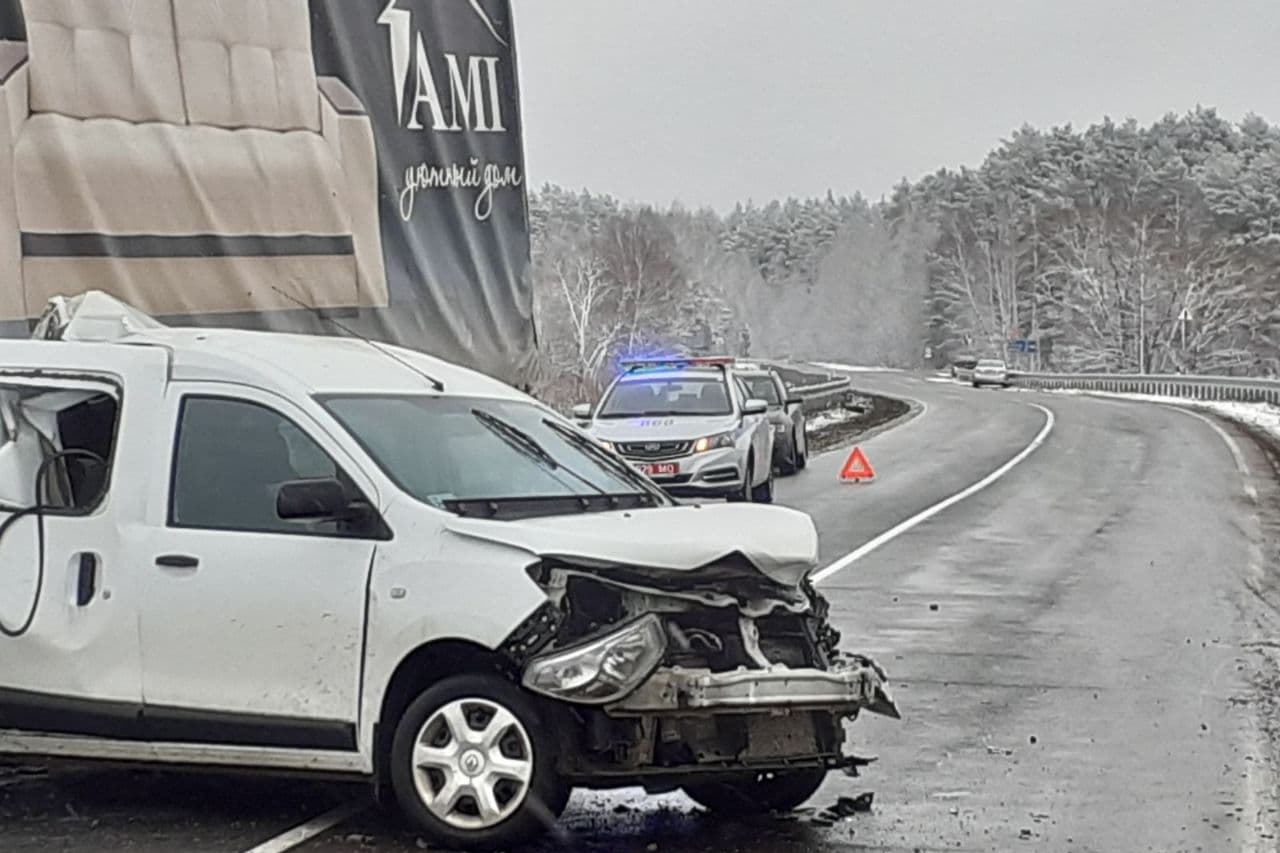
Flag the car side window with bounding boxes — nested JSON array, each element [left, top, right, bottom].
[[169, 396, 372, 537]]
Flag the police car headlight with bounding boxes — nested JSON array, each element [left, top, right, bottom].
[[598, 439, 615, 452], [522, 614, 666, 704], [693, 431, 735, 453]]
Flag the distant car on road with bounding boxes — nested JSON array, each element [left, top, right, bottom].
[[951, 355, 978, 382], [730, 362, 808, 475], [971, 358, 1011, 388]]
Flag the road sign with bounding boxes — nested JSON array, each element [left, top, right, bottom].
[[840, 447, 876, 483], [1178, 307, 1192, 322], [1007, 338, 1038, 354]]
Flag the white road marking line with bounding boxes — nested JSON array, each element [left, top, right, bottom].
[[240, 800, 366, 853], [1172, 404, 1254, 479], [811, 403, 1055, 584]]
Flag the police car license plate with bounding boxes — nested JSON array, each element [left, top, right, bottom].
[[637, 462, 678, 477]]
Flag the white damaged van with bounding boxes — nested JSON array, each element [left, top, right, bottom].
[[0, 292, 897, 849]]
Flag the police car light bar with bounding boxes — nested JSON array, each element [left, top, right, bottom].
[[619, 355, 735, 368]]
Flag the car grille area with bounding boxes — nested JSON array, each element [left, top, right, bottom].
[[618, 440, 692, 460]]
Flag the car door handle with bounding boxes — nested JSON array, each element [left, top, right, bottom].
[[155, 554, 199, 569], [75, 553, 98, 607]]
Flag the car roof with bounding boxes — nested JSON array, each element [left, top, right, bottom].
[[7, 296, 527, 403]]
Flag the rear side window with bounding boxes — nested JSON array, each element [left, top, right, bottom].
[[0, 381, 119, 513], [169, 396, 369, 537]]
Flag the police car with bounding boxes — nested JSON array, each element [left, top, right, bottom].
[[573, 357, 776, 502]]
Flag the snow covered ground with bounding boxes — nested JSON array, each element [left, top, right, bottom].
[[1052, 388, 1280, 443], [806, 406, 857, 434]]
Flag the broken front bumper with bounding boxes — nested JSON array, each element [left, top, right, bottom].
[[607, 656, 900, 719]]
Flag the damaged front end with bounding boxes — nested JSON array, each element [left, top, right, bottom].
[[502, 553, 898, 788]]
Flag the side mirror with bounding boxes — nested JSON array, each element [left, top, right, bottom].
[[742, 398, 768, 416], [571, 403, 593, 420], [277, 478, 353, 521]]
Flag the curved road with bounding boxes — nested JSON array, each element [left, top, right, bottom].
[[2, 371, 1278, 852]]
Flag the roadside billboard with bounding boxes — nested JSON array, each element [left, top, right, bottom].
[[0, 0, 535, 384]]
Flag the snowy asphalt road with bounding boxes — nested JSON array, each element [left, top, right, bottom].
[[2, 371, 1278, 851]]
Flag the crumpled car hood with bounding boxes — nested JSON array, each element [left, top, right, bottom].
[[443, 503, 819, 587]]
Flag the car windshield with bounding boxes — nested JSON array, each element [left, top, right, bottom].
[[978, 360, 1005, 368], [739, 375, 782, 405], [596, 375, 732, 418], [320, 394, 658, 508]]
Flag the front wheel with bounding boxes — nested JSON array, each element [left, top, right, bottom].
[[727, 460, 754, 502], [779, 431, 799, 475], [685, 768, 827, 814], [751, 467, 775, 503], [389, 674, 568, 850]]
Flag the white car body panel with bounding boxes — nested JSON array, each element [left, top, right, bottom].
[[443, 503, 819, 585]]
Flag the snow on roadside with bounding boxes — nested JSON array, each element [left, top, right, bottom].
[[1051, 388, 1280, 443], [808, 361, 903, 374], [806, 406, 857, 434]]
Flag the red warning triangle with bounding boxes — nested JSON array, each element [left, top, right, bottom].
[[840, 446, 876, 482]]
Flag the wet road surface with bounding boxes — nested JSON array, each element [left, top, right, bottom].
[[3, 371, 1278, 851]]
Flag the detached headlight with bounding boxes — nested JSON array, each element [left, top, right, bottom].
[[692, 431, 735, 453], [522, 614, 667, 704]]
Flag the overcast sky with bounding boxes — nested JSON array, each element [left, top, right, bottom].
[[513, 0, 1280, 211]]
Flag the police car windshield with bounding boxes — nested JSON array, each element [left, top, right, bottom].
[[597, 375, 732, 418]]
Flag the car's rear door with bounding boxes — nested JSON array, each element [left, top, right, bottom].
[[0, 344, 166, 740]]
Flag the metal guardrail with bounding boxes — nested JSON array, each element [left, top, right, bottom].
[[1009, 372, 1280, 406], [763, 361, 855, 414]]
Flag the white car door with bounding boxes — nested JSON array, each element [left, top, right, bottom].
[[138, 383, 384, 749], [0, 347, 166, 740]]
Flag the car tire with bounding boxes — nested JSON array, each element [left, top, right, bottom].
[[727, 460, 753, 503], [751, 467, 774, 503], [684, 768, 827, 814], [795, 423, 807, 470], [389, 674, 568, 850], [779, 431, 799, 475]]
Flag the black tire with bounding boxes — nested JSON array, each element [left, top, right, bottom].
[[795, 424, 807, 470], [685, 768, 827, 815], [388, 674, 568, 850], [779, 431, 799, 476], [751, 467, 775, 503], [727, 460, 753, 502]]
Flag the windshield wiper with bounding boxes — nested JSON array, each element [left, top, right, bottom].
[[472, 409, 609, 498], [473, 408, 559, 468], [542, 418, 667, 502]]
